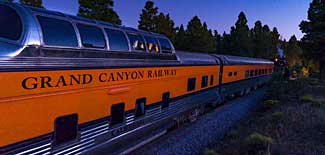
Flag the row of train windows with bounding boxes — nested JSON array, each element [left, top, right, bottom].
[[228, 71, 238, 77], [37, 16, 173, 53], [54, 92, 170, 146], [245, 68, 273, 78], [187, 75, 214, 91]]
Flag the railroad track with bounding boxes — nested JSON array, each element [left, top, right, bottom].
[[128, 89, 267, 155]]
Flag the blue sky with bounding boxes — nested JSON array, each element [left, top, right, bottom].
[[42, 0, 311, 40]]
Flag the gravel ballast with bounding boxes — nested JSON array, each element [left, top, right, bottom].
[[132, 89, 266, 155]]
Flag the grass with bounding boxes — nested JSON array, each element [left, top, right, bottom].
[[206, 77, 325, 155], [299, 94, 313, 103]]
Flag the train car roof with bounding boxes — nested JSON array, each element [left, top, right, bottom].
[[213, 54, 274, 65]]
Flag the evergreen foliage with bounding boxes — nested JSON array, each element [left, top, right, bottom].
[[78, 0, 121, 25]]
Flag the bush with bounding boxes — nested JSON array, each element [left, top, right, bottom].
[[271, 112, 284, 124], [311, 100, 324, 107], [263, 100, 280, 110], [227, 130, 240, 139], [204, 148, 219, 155], [299, 94, 313, 103], [243, 133, 273, 155]]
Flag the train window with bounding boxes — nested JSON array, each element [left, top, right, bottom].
[[255, 70, 258, 76], [135, 98, 146, 118], [265, 69, 267, 74], [259, 69, 262, 75], [162, 92, 170, 109], [187, 78, 196, 91], [201, 76, 208, 88], [105, 28, 129, 51], [127, 33, 146, 51], [234, 72, 238, 76], [158, 38, 173, 53], [77, 24, 106, 48], [144, 36, 160, 53], [210, 75, 214, 86], [245, 71, 249, 79], [37, 16, 78, 47], [110, 103, 125, 126], [228, 72, 233, 77], [54, 114, 78, 146], [250, 70, 254, 77], [0, 5, 22, 40]]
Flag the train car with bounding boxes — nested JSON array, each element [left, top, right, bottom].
[[0, 2, 274, 155]]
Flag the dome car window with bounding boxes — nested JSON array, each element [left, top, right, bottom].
[[158, 38, 173, 53], [144, 36, 160, 53], [105, 28, 129, 51], [0, 5, 22, 40], [37, 16, 78, 47], [127, 33, 146, 51], [77, 24, 106, 49]]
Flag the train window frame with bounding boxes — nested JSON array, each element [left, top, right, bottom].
[[0, 4, 23, 42], [245, 71, 249, 79], [228, 72, 233, 77], [144, 35, 161, 53], [234, 71, 238, 76], [36, 15, 79, 48], [210, 75, 214, 86], [105, 28, 130, 52], [53, 114, 78, 146], [110, 103, 125, 127], [161, 92, 170, 109], [201, 75, 208, 88], [127, 32, 147, 52], [187, 78, 196, 91], [76, 23, 106, 49], [135, 98, 146, 118], [157, 37, 173, 53], [250, 70, 254, 77]]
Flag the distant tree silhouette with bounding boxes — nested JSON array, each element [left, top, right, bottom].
[[78, 0, 121, 25], [154, 13, 177, 42]]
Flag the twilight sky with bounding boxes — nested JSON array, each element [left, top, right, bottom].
[[43, 0, 311, 40]]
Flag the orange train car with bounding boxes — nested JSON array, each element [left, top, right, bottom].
[[0, 2, 274, 155]]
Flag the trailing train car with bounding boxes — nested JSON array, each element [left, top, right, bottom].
[[0, 2, 274, 155]]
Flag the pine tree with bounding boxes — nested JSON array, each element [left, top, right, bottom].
[[231, 12, 253, 57], [174, 24, 187, 50], [186, 16, 210, 52], [20, 0, 44, 8], [252, 21, 264, 57], [300, 0, 325, 80], [78, 0, 121, 25], [154, 13, 177, 42], [213, 30, 222, 53], [138, 1, 158, 31], [284, 35, 302, 66], [271, 27, 281, 57]]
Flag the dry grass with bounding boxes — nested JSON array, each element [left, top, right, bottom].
[[205, 78, 325, 155]]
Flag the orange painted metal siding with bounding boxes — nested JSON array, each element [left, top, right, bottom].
[[0, 65, 219, 147]]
